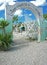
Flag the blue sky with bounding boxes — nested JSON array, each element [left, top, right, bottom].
[[0, 0, 47, 22], [43, 5, 47, 14], [13, 0, 35, 2]]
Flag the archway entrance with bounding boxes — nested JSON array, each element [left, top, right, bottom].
[[13, 8, 38, 42], [5, 2, 44, 42]]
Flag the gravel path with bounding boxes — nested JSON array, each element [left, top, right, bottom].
[[0, 32, 47, 65], [0, 40, 47, 65]]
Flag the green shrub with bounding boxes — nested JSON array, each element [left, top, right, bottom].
[[0, 19, 12, 51], [0, 33, 12, 51]]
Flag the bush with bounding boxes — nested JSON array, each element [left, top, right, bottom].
[[0, 19, 12, 51], [0, 33, 12, 51]]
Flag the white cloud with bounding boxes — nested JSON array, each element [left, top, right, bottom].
[[30, 0, 46, 6], [14, 9, 23, 16], [0, 0, 46, 10], [0, 0, 5, 3], [29, 14, 32, 16], [8, 2, 15, 5], [0, 0, 13, 3], [0, 3, 5, 10], [0, 1, 15, 10]]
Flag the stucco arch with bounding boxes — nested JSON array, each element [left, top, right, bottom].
[[5, 2, 44, 42], [6, 2, 43, 24]]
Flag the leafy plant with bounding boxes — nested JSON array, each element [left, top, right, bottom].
[[0, 19, 9, 34], [12, 15, 18, 23], [0, 19, 12, 51], [43, 14, 47, 20], [12, 15, 18, 31], [0, 33, 12, 51]]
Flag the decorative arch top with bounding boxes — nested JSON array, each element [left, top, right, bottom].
[[6, 2, 43, 25]]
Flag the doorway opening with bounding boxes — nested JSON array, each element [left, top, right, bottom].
[[13, 8, 38, 43]]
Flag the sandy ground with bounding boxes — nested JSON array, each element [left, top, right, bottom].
[[13, 31, 28, 39], [0, 32, 47, 65]]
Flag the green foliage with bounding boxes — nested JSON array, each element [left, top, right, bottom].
[[12, 15, 18, 23], [0, 33, 12, 51], [17, 22, 22, 27], [0, 19, 12, 51], [0, 20, 9, 28], [12, 15, 18, 31], [0, 19, 9, 34], [43, 14, 47, 20]]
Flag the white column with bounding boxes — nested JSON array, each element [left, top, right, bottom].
[[5, 0, 7, 20]]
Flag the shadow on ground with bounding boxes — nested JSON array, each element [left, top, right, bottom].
[[8, 38, 36, 51], [8, 43, 29, 51]]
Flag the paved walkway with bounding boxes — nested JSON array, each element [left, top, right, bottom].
[[0, 40, 47, 65]]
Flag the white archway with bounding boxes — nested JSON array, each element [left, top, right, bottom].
[[5, 2, 43, 42]]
